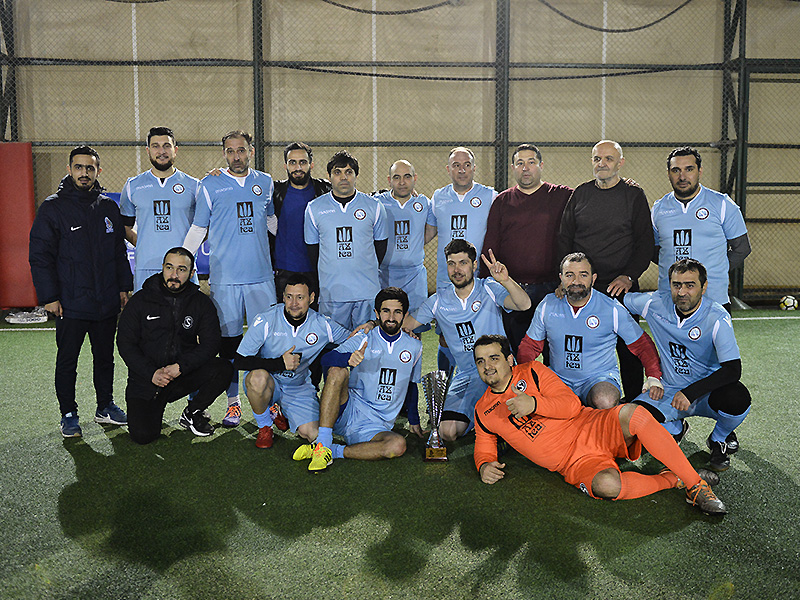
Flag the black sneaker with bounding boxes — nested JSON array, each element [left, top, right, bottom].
[[672, 420, 689, 445], [179, 408, 215, 437], [724, 430, 739, 454], [706, 435, 731, 472]]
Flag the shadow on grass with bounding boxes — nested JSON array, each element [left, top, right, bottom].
[[56, 421, 800, 596]]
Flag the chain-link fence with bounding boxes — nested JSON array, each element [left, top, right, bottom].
[[2, 0, 799, 303]]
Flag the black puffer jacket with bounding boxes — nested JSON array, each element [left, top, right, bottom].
[[116, 273, 221, 390], [29, 175, 132, 320]]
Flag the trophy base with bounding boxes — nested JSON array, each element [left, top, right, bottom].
[[424, 446, 448, 462]]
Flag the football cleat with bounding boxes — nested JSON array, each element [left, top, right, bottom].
[[685, 478, 727, 515], [222, 402, 241, 428], [671, 468, 720, 490], [723, 430, 739, 454], [293, 443, 314, 461], [706, 435, 732, 472], [270, 403, 289, 432], [672, 420, 689, 445], [255, 425, 274, 449], [179, 408, 215, 437], [94, 402, 128, 426], [60, 413, 82, 438], [309, 442, 333, 472]]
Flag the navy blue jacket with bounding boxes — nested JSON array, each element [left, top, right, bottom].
[[29, 175, 133, 320]]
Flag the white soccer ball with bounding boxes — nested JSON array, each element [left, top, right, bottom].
[[779, 295, 798, 311]]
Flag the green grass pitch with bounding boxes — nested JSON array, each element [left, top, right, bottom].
[[1, 310, 799, 599]]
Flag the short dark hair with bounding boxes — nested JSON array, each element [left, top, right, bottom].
[[512, 143, 542, 164], [147, 126, 175, 145], [163, 246, 195, 271], [444, 238, 477, 262], [374, 286, 409, 315], [326, 150, 359, 176], [69, 145, 100, 167], [560, 252, 594, 275], [473, 334, 512, 360], [667, 146, 702, 170], [668, 258, 707, 286], [284, 142, 312, 163], [222, 130, 253, 147], [283, 272, 314, 296]]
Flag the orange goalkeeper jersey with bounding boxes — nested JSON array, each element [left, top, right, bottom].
[[474, 361, 604, 475]]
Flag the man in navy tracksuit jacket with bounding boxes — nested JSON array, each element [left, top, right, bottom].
[[29, 146, 133, 438]]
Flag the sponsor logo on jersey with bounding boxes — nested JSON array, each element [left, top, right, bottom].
[[586, 315, 600, 329], [471, 300, 482, 313], [252, 184, 262, 196], [483, 399, 501, 415], [673, 228, 692, 261], [336, 226, 353, 258], [399, 349, 412, 363], [306, 332, 319, 345], [469, 196, 482, 208], [412, 201, 423, 212], [514, 379, 527, 392], [354, 208, 367, 221], [395, 220, 410, 251], [450, 214, 467, 239], [252, 315, 263, 327], [146, 315, 160, 321], [237, 202, 254, 234], [564, 334, 583, 370], [455, 321, 476, 353], [70, 225, 82, 231], [183, 315, 193, 329], [173, 183, 185, 194], [508, 413, 544, 440], [104, 217, 114, 233], [378, 367, 397, 402], [696, 207, 709, 220], [688, 326, 701, 340], [153, 199, 171, 231], [669, 341, 691, 376]]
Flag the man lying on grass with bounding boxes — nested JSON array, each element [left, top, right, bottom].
[[472, 334, 727, 515]]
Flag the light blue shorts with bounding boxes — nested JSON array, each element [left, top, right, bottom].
[[379, 265, 429, 313], [243, 375, 319, 432], [319, 299, 373, 331], [333, 397, 391, 445], [441, 368, 486, 431], [210, 281, 277, 337], [567, 371, 622, 406]]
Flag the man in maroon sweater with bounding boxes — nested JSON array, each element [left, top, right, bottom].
[[480, 144, 573, 356]]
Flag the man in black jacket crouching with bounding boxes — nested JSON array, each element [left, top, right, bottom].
[[117, 247, 233, 444]]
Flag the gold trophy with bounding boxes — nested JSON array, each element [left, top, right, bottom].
[[421, 370, 452, 461]]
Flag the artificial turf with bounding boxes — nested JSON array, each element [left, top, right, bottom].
[[1, 310, 798, 599]]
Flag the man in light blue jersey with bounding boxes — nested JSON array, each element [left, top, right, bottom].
[[375, 160, 435, 312], [182, 130, 276, 427], [624, 259, 751, 472], [292, 287, 424, 472], [425, 147, 497, 372], [518, 252, 664, 409], [233, 273, 351, 449], [121, 126, 200, 291], [304, 150, 388, 329], [652, 147, 751, 309], [403, 239, 531, 441]]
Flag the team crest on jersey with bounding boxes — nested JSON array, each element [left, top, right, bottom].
[[471, 300, 482, 312], [305, 332, 319, 345], [514, 379, 527, 392], [688, 326, 701, 340], [412, 201, 423, 212], [104, 217, 114, 233], [172, 183, 185, 194], [354, 208, 367, 221], [252, 184, 263, 196], [399, 350, 412, 363], [696, 207, 709, 220], [183, 316, 193, 329], [469, 196, 482, 208], [586, 315, 600, 329]]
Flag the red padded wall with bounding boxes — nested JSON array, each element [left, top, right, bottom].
[[0, 142, 38, 308]]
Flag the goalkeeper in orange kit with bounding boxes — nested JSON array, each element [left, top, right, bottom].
[[472, 335, 727, 515]]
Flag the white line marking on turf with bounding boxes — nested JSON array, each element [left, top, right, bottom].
[[0, 327, 56, 331]]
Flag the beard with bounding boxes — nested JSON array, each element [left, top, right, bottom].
[[288, 169, 311, 187], [380, 320, 401, 335], [149, 156, 174, 173], [566, 284, 590, 302]]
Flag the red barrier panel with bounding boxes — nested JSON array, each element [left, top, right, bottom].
[[0, 142, 38, 308]]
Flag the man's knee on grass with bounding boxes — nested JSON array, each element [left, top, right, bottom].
[[586, 382, 621, 410], [591, 468, 622, 499]]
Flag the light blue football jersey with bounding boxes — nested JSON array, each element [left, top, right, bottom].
[[193, 169, 275, 286], [427, 182, 496, 288], [335, 327, 422, 430], [120, 169, 199, 285], [237, 304, 351, 388], [413, 277, 509, 375], [304, 191, 388, 303], [375, 192, 431, 270], [527, 290, 646, 387], [652, 185, 747, 304], [624, 290, 740, 389]]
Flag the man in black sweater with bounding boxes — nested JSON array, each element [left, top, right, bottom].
[[117, 247, 233, 444]]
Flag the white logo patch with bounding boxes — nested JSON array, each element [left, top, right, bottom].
[[183, 316, 193, 329], [586, 315, 600, 329], [354, 208, 367, 221], [173, 183, 185, 194], [469, 196, 482, 208], [146, 315, 160, 321], [695, 207, 709, 220], [688, 326, 701, 340], [412, 201, 423, 213], [471, 300, 481, 312], [305, 332, 319, 345], [514, 379, 527, 392], [399, 350, 412, 363], [252, 184, 263, 196]]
